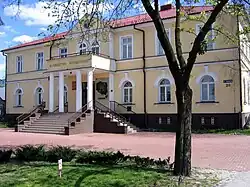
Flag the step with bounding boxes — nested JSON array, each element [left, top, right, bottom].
[[20, 129, 65, 135], [33, 121, 68, 124], [26, 126, 66, 130]]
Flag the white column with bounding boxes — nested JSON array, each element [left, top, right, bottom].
[[109, 73, 115, 110], [76, 70, 82, 111], [49, 73, 54, 112], [87, 70, 93, 110], [59, 71, 64, 112]]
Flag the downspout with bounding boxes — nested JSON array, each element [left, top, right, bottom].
[[2, 52, 7, 116], [49, 40, 55, 60], [237, 15, 243, 128], [133, 25, 147, 128]]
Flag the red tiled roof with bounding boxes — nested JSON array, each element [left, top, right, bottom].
[[111, 6, 214, 28], [2, 6, 213, 52], [2, 31, 68, 52]]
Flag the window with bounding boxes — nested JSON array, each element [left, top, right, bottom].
[[16, 56, 23, 73], [156, 29, 171, 55], [15, 89, 23, 106], [196, 24, 214, 50], [211, 117, 215, 125], [120, 36, 132, 59], [159, 79, 171, 102], [200, 75, 215, 101], [79, 43, 87, 55], [35, 87, 43, 105], [201, 117, 205, 125], [36, 52, 44, 70], [158, 117, 171, 125], [123, 81, 132, 103], [59, 48, 67, 58], [92, 41, 100, 54], [248, 81, 250, 105], [64, 86, 68, 104]]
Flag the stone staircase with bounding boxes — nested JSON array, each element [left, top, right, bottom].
[[94, 101, 138, 134], [19, 113, 74, 135]]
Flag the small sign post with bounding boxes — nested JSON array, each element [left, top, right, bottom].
[[58, 159, 62, 178]]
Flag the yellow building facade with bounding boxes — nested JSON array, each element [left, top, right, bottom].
[[2, 5, 250, 131]]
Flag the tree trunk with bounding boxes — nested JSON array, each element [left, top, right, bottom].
[[174, 84, 192, 176]]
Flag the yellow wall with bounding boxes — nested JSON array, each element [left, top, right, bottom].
[[4, 12, 242, 115]]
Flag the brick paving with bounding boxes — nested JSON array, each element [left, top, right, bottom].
[[0, 129, 250, 171]]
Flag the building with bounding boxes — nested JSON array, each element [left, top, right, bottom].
[[1, 5, 250, 134]]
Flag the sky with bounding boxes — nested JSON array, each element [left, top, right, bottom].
[[0, 0, 173, 79]]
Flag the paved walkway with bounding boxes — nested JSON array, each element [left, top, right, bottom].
[[0, 129, 250, 172]]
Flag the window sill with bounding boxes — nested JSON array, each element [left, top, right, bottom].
[[196, 101, 219, 104], [154, 102, 174, 105], [13, 105, 24, 108], [121, 103, 135, 106]]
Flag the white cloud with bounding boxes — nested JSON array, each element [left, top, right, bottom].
[[3, 25, 18, 33], [0, 32, 6, 37], [12, 35, 38, 43], [4, 2, 58, 26], [40, 27, 47, 31]]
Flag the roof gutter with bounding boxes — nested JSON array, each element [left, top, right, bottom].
[[237, 14, 243, 128], [2, 51, 7, 116], [133, 25, 148, 128]]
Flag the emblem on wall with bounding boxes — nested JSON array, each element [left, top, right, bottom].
[[96, 81, 108, 98]]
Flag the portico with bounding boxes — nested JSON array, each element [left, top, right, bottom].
[[48, 69, 98, 113]]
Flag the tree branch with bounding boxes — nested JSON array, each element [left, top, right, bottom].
[[185, 0, 229, 80], [154, 0, 159, 12], [175, 0, 186, 69], [142, 0, 180, 80]]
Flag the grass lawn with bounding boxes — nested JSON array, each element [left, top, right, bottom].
[[193, 129, 250, 135], [0, 162, 219, 187]]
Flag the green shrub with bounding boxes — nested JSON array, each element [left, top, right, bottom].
[[15, 145, 46, 161], [45, 146, 77, 162], [76, 151, 126, 165], [0, 149, 12, 163]]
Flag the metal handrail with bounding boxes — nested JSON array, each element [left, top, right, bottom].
[[95, 100, 131, 124], [16, 102, 45, 125], [109, 101, 136, 114], [67, 101, 91, 126], [53, 106, 59, 113]]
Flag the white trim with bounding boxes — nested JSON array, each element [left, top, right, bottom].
[[33, 85, 44, 94], [155, 28, 171, 56], [157, 79, 171, 103], [116, 58, 142, 63], [58, 47, 68, 58], [196, 72, 218, 84], [16, 55, 23, 73], [154, 74, 174, 86], [91, 40, 101, 54], [199, 75, 216, 101], [118, 76, 135, 88], [119, 34, 133, 60], [77, 41, 88, 54], [13, 87, 23, 95], [35, 51, 44, 70]]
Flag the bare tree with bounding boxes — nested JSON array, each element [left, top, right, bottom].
[[2, 0, 250, 176]]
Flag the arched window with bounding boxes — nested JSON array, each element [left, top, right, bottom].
[[79, 42, 87, 55], [91, 41, 100, 54], [201, 75, 215, 101], [35, 87, 43, 105], [64, 86, 68, 104], [15, 89, 23, 106], [123, 81, 132, 103], [159, 79, 171, 102]]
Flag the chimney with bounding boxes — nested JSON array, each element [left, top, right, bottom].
[[160, 4, 172, 11]]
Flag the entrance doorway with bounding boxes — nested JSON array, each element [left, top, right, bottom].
[[82, 82, 95, 107]]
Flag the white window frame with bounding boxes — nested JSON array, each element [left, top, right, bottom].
[[59, 47, 68, 58], [78, 42, 87, 55], [15, 88, 23, 106], [16, 55, 23, 73], [200, 75, 215, 102], [155, 28, 171, 56], [196, 23, 215, 50], [36, 52, 44, 70], [35, 87, 44, 106], [120, 35, 133, 59], [122, 81, 133, 103], [158, 79, 171, 103], [91, 40, 100, 55]]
